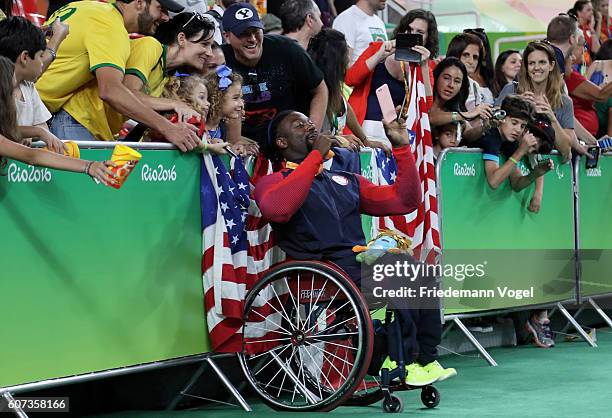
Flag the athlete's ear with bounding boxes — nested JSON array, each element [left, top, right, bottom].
[[275, 137, 289, 150]]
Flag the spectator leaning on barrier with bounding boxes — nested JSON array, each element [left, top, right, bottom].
[[35, 0, 202, 152], [0, 56, 116, 185], [477, 95, 555, 192], [332, 0, 387, 65], [495, 41, 573, 162], [0, 17, 67, 154], [55, 12, 216, 142], [221, 2, 328, 145]]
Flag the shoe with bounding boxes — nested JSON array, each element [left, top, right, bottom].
[[380, 356, 397, 372], [422, 360, 457, 382], [525, 316, 553, 348], [405, 362, 437, 386]]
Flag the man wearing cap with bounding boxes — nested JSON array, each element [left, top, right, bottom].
[[221, 2, 328, 145], [36, 0, 201, 151]]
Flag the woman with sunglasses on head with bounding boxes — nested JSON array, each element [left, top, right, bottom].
[[492, 49, 522, 97], [344, 9, 435, 142], [429, 57, 493, 144], [495, 41, 572, 161], [446, 33, 494, 111]]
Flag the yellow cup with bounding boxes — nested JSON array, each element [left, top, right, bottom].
[[110, 144, 142, 189], [42, 141, 80, 158]]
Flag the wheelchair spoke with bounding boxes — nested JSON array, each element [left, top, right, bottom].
[[306, 342, 350, 386], [300, 345, 329, 399], [246, 342, 287, 361], [308, 331, 359, 340], [250, 309, 293, 336], [246, 324, 291, 336], [307, 340, 356, 369], [246, 337, 291, 344], [309, 338, 358, 351], [310, 315, 357, 338], [296, 272, 301, 330], [303, 295, 346, 335], [269, 282, 296, 332], [253, 343, 293, 377], [301, 278, 329, 332]]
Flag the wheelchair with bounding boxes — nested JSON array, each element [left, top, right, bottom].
[[238, 260, 440, 412]]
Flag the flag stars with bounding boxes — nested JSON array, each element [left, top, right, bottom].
[[231, 235, 239, 244], [390, 171, 397, 182], [226, 218, 236, 230], [238, 182, 248, 190], [220, 202, 229, 212]]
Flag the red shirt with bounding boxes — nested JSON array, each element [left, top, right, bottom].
[[567, 71, 599, 136]]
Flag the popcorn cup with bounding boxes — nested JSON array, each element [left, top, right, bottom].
[[43, 141, 80, 158], [110, 144, 142, 189]]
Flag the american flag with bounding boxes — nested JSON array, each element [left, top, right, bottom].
[[370, 64, 441, 264], [202, 153, 286, 353]]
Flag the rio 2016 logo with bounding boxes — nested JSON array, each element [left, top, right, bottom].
[[453, 163, 476, 176], [7, 163, 52, 183], [141, 164, 177, 182]]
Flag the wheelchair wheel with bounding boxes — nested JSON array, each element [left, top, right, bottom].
[[344, 375, 384, 406], [239, 260, 374, 412], [382, 394, 404, 413], [420, 385, 440, 408]]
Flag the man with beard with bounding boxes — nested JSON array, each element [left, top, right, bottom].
[[332, 0, 388, 64], [36, 0, 201, 150], [221, 3, 328, 145]]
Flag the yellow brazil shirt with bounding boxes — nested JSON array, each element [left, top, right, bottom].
[[125, 37, 169, 98], [35, 1, 130, 138]]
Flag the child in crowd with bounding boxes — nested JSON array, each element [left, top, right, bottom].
[[0, 16, 67, 153], [203, 65, 244, 142], [153, 73, 229, 155], [0, 56, 114, 184], [477, 95, 554, 192], [432, 122, 461, 162]]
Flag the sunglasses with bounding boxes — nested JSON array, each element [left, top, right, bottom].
[[182, 12, 206, 30]]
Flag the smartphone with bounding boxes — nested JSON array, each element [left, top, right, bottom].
[[586, 146, 600, 169], [395, 33, 423, 63], [376, 84, 397, 123]]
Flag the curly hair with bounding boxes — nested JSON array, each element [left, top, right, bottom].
[[203, 71, 243, 124], [393, 9, 439, 58], [518, 41, 564, 110], [161, 75, 209, 117]]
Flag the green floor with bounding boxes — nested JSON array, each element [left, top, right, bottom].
[[93, 330, 612, 418]]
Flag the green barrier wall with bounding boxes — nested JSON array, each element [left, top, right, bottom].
[[0, 148, 209, 389], [438, 151, 576, 314], [578, 153, 612, 298]]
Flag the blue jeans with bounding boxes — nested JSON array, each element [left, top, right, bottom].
[[49, 109, 96, 141]]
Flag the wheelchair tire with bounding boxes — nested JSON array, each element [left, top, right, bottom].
[[420, 385, 440, 408], [239, 261, 374, 412], [382, 394, 404, 413]]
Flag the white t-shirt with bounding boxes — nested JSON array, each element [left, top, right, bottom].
[[15, 81, 51, 126], [332, 5, 387, 65]]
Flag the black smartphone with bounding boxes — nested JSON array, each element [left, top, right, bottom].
[[586, 146, 600, 169], [395, 33, 423, 63]]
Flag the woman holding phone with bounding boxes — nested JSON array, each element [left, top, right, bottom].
[[344, 9, 436, 141]]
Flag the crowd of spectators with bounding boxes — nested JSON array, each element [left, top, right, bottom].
[[1, 0, 612, 364]]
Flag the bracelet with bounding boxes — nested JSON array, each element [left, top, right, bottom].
[[46, 47, 57, 61], [451, 112, 459, 122], [203, 141, 208, 151], [84, 161, 93, 176], [509, 156, 519, 165]]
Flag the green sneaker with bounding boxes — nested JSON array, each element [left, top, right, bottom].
[[422, 360, 457, 382], [405, 362, 438, 386], [380, 356, 397, 372]]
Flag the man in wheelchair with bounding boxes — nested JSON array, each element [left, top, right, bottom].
[[254, 110, 456, 387]]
